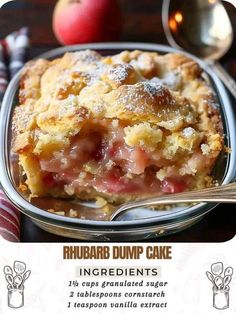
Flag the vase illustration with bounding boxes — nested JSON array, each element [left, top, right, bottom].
[[8, 286, 24, 308], [206, 262, 233, 311], [213, 286, 229, 310], [3, 261, 31, 309]]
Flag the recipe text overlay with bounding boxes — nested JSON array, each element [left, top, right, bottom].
[[63, 245, 172, 260], [67, 277, 168, 309]]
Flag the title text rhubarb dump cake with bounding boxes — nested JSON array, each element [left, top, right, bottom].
[[12, 50, 223, 203]]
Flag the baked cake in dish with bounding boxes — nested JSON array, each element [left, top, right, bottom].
[[12, 50, 223, 203]]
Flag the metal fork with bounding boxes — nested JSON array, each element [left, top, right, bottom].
[[110, 182, 236, 220]]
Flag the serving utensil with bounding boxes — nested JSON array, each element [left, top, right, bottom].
[[224, 285, 230, 292], [214, 276, 224, 289], [23, 270, 31, 281], [5, 274, 14, 288], [162, 0, 236, 98], [14, 275, 23, 289], [13, 261, 26, 275], [223, 275, 232, 288], [3, 266, 13, 276], [206, 271, 216, 286], [20, 270, 31, 288], [110, 182, 236, 220], [211, 262, 223, 276], [224, 266, 233, 277]]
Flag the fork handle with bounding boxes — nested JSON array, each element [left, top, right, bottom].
[[110, 182, 236, 220]]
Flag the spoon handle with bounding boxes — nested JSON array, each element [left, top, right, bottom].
[[210, 62, 236, 99], [110, 182, 236, 220]]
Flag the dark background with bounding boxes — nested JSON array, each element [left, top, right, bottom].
[[0, 0, 235, 242]]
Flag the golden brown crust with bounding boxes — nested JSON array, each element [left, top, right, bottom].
[[12, 50, 224, 200]]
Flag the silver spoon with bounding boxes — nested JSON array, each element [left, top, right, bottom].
[[110, 181, 236, 220], [162, 0, 236, 98]]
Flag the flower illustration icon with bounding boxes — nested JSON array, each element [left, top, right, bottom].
[[206, 262, 233, 310], [3, 261, 31, 308]]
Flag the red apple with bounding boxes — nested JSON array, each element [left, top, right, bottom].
[[52, 0, 122, 45]]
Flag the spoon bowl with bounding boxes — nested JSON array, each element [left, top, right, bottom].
[[162, 0, 236, 98], [224, 267, 233, 277], [162, 0, 233, 59], [3, 266, 13, 276], [211, 262, 223, 276]]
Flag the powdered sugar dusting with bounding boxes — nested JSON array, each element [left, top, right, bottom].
[[150, 72, 180, 90], [182, 127, 195, 137], [88, 63, 107, 85], [107, 64, 133, 83], [117, 81, 175, 116], [143, 82, 167, 98], [75, 50, 101, 64]]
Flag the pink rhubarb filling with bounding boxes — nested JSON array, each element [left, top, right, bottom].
[[39, 121, 192, 198]]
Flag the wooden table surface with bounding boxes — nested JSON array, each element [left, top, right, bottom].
[[0, 0, 235, 242]]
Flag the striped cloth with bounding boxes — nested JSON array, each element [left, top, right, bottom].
[[0, 42, 8, 101], [0, 27, 29, 101], [0, 27, 29, 242], [0, 191, 21, 242]]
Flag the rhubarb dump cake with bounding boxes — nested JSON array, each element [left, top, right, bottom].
[[12, 50, 223, 203]]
